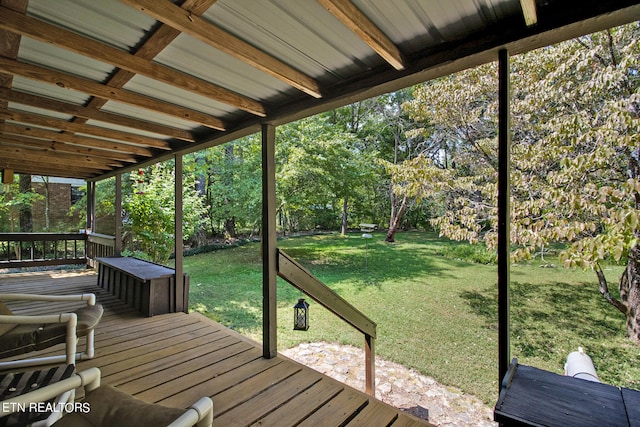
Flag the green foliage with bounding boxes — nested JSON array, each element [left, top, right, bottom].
[[277, 114, 379, 232], [0, 180, 43, 232], [70, 178, 116, 235], [185, 232, 639, 404], [124, 161, 208, 264], [397, 23, 640, 270], [203, 137, 262, 236]]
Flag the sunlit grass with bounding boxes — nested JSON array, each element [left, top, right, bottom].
[[184, 231, 640, 404]]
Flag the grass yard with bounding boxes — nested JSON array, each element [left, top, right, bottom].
[[184, 231, 640, 405]]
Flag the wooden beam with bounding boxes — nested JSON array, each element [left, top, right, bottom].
[[520, 0, 538, 26], [0, 87, 195, 142], [262, 123, 277, 359], [0, 57, 226, 130], [0, 0, 27, 135], [0, 110, 172, 149], [317, 0, 406, 70], [174, 153, 184, 313], [498, 49, 511, 389], [2, 146, 120, 170], [115, 174, 123, 256], [0, 5, 266, 117], [0, 134, 138, 163], [1, 158, 107, 179], [87, 181, 96, 231], [76, 0, 218, 130], [2, 123, 155, 157], [2, 156, 104, 178], [121, 0, 322, 99]]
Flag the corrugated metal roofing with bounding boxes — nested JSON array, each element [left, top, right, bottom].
[[1, 0, 639, 179]]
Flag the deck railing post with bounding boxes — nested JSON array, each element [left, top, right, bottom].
[[365, 334, 375, 396]]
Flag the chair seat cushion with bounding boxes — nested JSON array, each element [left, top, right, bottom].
[[0, 302, 17, 337], [75, 304, 103, 337], [54, 385, 185, 427], [0, 364, 75, 427], [0, 323, 68, 360], [0, 304, 103, 359]]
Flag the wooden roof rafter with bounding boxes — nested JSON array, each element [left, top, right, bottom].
[[317, 0, 407, 71], [0, 87, 195, 142], [121, 0, 323, 99], [0, 57, 228, 131], [0, 4, 265, 118], [1, 123, 155, 157], [0, 110, 172, 150], [0, 134, 138, 163], [0, 0, 638, 180]]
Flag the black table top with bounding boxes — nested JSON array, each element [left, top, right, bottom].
[[495, 359, 640, 427]]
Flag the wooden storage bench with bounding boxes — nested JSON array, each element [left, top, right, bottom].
[[96, 257, 189, 317]]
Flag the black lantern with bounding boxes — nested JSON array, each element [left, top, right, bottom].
[[293, 298, 309, 331]]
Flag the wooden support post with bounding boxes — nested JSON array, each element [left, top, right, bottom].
[[262, 123, 278, 358], [365, 334, 375, 396], [86, 180, 95, 233], [175, 154, 185, 312], [115, 174, 122, 256], [498, 49, 511, 389]]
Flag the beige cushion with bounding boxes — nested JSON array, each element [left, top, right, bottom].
[[0, 301, 17, 336], [75, 304, 104, 336], [0, 304, 103, 359], [0, 323, 68, 359], [54, 385, 186, 427]]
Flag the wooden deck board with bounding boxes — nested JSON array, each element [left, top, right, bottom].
[[0, 270, 432, 426]]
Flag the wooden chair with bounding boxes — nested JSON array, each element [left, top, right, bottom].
[[1, 367, 213, 427], [0, 294, 103, 370]]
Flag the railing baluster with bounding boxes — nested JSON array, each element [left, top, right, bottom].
[[0, 232, 112, 268]]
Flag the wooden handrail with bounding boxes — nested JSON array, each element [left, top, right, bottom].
[[277, 248, 377, 395], [86, 233, 116, 266], [0, 232, 88, 268]]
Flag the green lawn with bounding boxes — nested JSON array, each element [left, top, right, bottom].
[[183, 231, 640, 404]]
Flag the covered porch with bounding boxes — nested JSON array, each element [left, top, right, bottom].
[[2, 1, 640, 426], [0, 270, 428, 426]]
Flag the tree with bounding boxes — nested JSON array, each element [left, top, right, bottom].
[[0, 173, 42, 232], [277, 114, 376, 235], [203, 137, 262, 237], [396, 23, 640, 342], [124, 161, 208, 263]]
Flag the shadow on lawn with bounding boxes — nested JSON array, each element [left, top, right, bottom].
[[460, 279, 621, 360], [280, 232, 475, 291]]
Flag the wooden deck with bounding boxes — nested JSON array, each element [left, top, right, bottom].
[[0, 270, 431, 426]]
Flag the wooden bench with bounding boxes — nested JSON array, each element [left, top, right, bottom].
[[494, 358, 640, 426], [96, 257, 189, 317]]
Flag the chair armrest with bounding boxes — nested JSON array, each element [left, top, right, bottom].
[[0, 313, 77, 326], [0, 293, 96, 305], [167, 397, 213, 427], [0, 368, 101, 415]]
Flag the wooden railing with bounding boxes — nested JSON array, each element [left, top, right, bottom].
[[0, 232, 116, 268], [276, 248, 377, 396], [0, 232, 88, 268], [86, 233, 116, 267]]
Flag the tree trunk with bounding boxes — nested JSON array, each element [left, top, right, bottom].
[[224, 217, 236, 238], [619, 145, 640, 342], [341, 196, 348, 236], [385, 194, 407, 242], [620, 245, 640, 342]]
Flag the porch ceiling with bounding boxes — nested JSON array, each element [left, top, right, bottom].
[[0, 0, 639, 180]]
